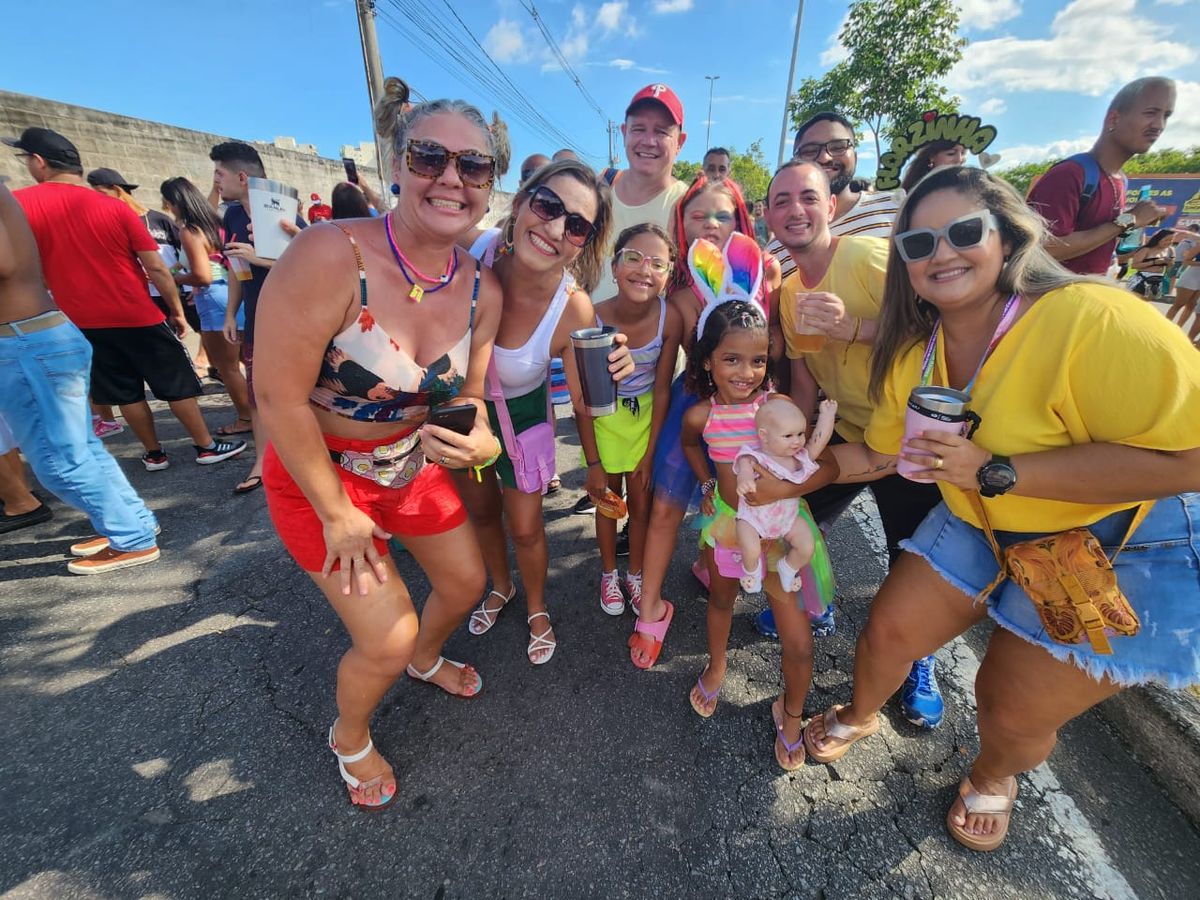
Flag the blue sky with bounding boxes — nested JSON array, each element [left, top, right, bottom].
[[1, 0, 1196, 191]]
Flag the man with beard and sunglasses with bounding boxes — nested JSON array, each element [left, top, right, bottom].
[[766, 112, 903, 282], [757, 159, 946, 730], [1027, 77, 1173, 276]]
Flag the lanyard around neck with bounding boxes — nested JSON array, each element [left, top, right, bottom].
[[919, 293, 1019, 396]]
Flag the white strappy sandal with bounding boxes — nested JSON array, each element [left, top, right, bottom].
[[526, 611, 557, 665], [469, 585, 516, 635], [327, 720, 396, 811], [405, 656, 483, 697]]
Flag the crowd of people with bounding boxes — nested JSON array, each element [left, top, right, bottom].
[[1, 72, 1198, 854]]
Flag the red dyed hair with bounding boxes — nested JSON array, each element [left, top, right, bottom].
[[667, 174, 756, 295]]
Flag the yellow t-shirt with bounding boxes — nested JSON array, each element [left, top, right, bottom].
[[592, 177, 688, 302], [864, 282, 1200, 532], [779, 235, 888, 441]]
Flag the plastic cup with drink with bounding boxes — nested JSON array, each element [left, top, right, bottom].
[[570, 326, 618, 417], [789, 285, 829, 353]]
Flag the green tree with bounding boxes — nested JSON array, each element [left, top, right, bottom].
[[672, 141, 772, 201], [789, 0, 966, 159]]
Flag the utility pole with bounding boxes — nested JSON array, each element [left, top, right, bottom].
[[355, 0, 388, 194], [705, 75, 720, 150], [607, 120, 618, 168], [777, 0, 805, 168]]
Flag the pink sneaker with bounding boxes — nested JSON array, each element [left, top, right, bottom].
[[623, 571, 643, 617], [92, 418, 124, 439], [600, 570, 626, 616]]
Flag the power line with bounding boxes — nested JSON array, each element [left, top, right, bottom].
[[376, 0, 597, 160], [518, 0, 608, 125]]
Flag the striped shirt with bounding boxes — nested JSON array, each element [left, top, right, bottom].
[[767, 189, 904, 281], [703, 393, 768, 463]]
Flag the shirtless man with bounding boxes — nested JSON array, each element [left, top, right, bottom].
[[0, 181, 160, 572]]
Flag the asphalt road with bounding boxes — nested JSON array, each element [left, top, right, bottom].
[[2, 387, 1198, 899]]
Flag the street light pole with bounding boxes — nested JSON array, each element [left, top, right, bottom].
[[355, 0, 388, 194], [777, 0, 805, 168], [705, 74, 720, 150]]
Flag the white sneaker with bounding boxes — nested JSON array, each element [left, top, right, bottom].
[[599, 570, 625, 616]]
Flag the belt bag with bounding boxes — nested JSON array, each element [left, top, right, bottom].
[[967, 492, 1152, 655], [329, 433, 423, 488], [486, 358, 555, 495]]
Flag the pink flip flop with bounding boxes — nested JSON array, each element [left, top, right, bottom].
[[628, 601, 674, 670]]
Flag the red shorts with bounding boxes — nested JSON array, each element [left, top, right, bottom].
[[263, 433, 467, 573]]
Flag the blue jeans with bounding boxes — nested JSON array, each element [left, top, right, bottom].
[[0, 317, 157, 551]]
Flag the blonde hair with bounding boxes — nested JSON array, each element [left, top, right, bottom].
[[869, 166, 1104, 403]]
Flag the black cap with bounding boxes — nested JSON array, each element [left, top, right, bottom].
[[87, 167, 138, 192], [2, 127, 82, 169]]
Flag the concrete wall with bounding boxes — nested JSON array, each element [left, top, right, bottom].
[[0, 90, 383, 208], [0, 90, 511, 224]]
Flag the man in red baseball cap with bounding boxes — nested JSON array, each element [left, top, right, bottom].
[[307, 192, 332, 223], [592, 83, 689, 302]]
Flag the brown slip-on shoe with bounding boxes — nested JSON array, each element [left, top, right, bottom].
[[67, 545, 160, 575]]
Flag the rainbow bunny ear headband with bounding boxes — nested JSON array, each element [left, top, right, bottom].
[[690, 232, 766, 340]]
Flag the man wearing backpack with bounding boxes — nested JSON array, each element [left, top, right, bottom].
[[1028, 77, 1173, 275], [591, 83, 688, 302]]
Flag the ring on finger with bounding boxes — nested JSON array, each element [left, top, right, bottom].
[[932, 456, 944, 470], [439, 455, 449, 466]]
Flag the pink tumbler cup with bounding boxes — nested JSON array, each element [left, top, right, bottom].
[[897, 386, 979, 483]]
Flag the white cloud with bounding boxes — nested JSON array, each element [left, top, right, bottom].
[[949, 0, 1195, 97], [993, 136, 1093, 168], [483, 18, 529, 64], [594, 58, 668, 74], [1162, 80, 1200, 147], [608, 58, 635, 70], [978, 98, 1008, 115], [819, 12, 850, 67], [653, 0, 694, 11], [955, 0, 1022, 30], [597, 1, 627, 32]]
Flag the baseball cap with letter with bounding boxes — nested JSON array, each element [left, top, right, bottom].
[[625, 83, 684, 128]]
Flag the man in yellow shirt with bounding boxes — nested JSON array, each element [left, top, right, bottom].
[[763, 159, 945, 728]]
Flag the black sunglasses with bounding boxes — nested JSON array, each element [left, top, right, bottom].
[[405, 139, 496, 189], [526, 185, 597, 247], [893, 210, 1000, 263]]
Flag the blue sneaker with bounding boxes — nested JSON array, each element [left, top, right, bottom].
[[900, 655, 944, 728], [810, 606, 836, 637], [754, 608, 778, 639]]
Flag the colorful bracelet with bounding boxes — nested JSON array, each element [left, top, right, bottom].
[[701, 477, 717, 497]]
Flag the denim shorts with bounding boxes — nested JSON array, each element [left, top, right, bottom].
[[193, 280, 244, 333], [902, 495, 1200, 688]]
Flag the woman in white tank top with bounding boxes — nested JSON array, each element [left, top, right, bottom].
[[454, 160, 632, 664]]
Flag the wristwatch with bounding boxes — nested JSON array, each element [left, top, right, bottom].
[[977, 455, 1017, 498], [1114, 212, 1137, 235]]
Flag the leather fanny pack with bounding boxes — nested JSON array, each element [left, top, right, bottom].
[[966, 492, 1151, 655]]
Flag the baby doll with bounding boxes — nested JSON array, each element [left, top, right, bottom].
[[733, 396, 837, 592]]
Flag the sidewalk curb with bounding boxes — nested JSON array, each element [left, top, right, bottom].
[[1098, 685, 1200, 828]]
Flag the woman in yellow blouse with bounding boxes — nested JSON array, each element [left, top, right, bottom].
[[802, 166, 1200, 851]]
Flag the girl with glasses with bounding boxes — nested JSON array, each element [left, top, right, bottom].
[[455, 159, 633, 665], [250, 78, 509, 811], [590, 224, 683, 617], [802, 166, 1200, 851]]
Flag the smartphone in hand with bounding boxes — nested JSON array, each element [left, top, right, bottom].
[[342, 157, 359, 185], [427, 403, 475, 436]]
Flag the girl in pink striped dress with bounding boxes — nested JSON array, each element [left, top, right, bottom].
[[678, 298, 820, 770]]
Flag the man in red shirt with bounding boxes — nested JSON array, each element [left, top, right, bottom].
[[5, 128, 245, 470], [307, 193, 332, 223], [1027, 77, 1173, 275]]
